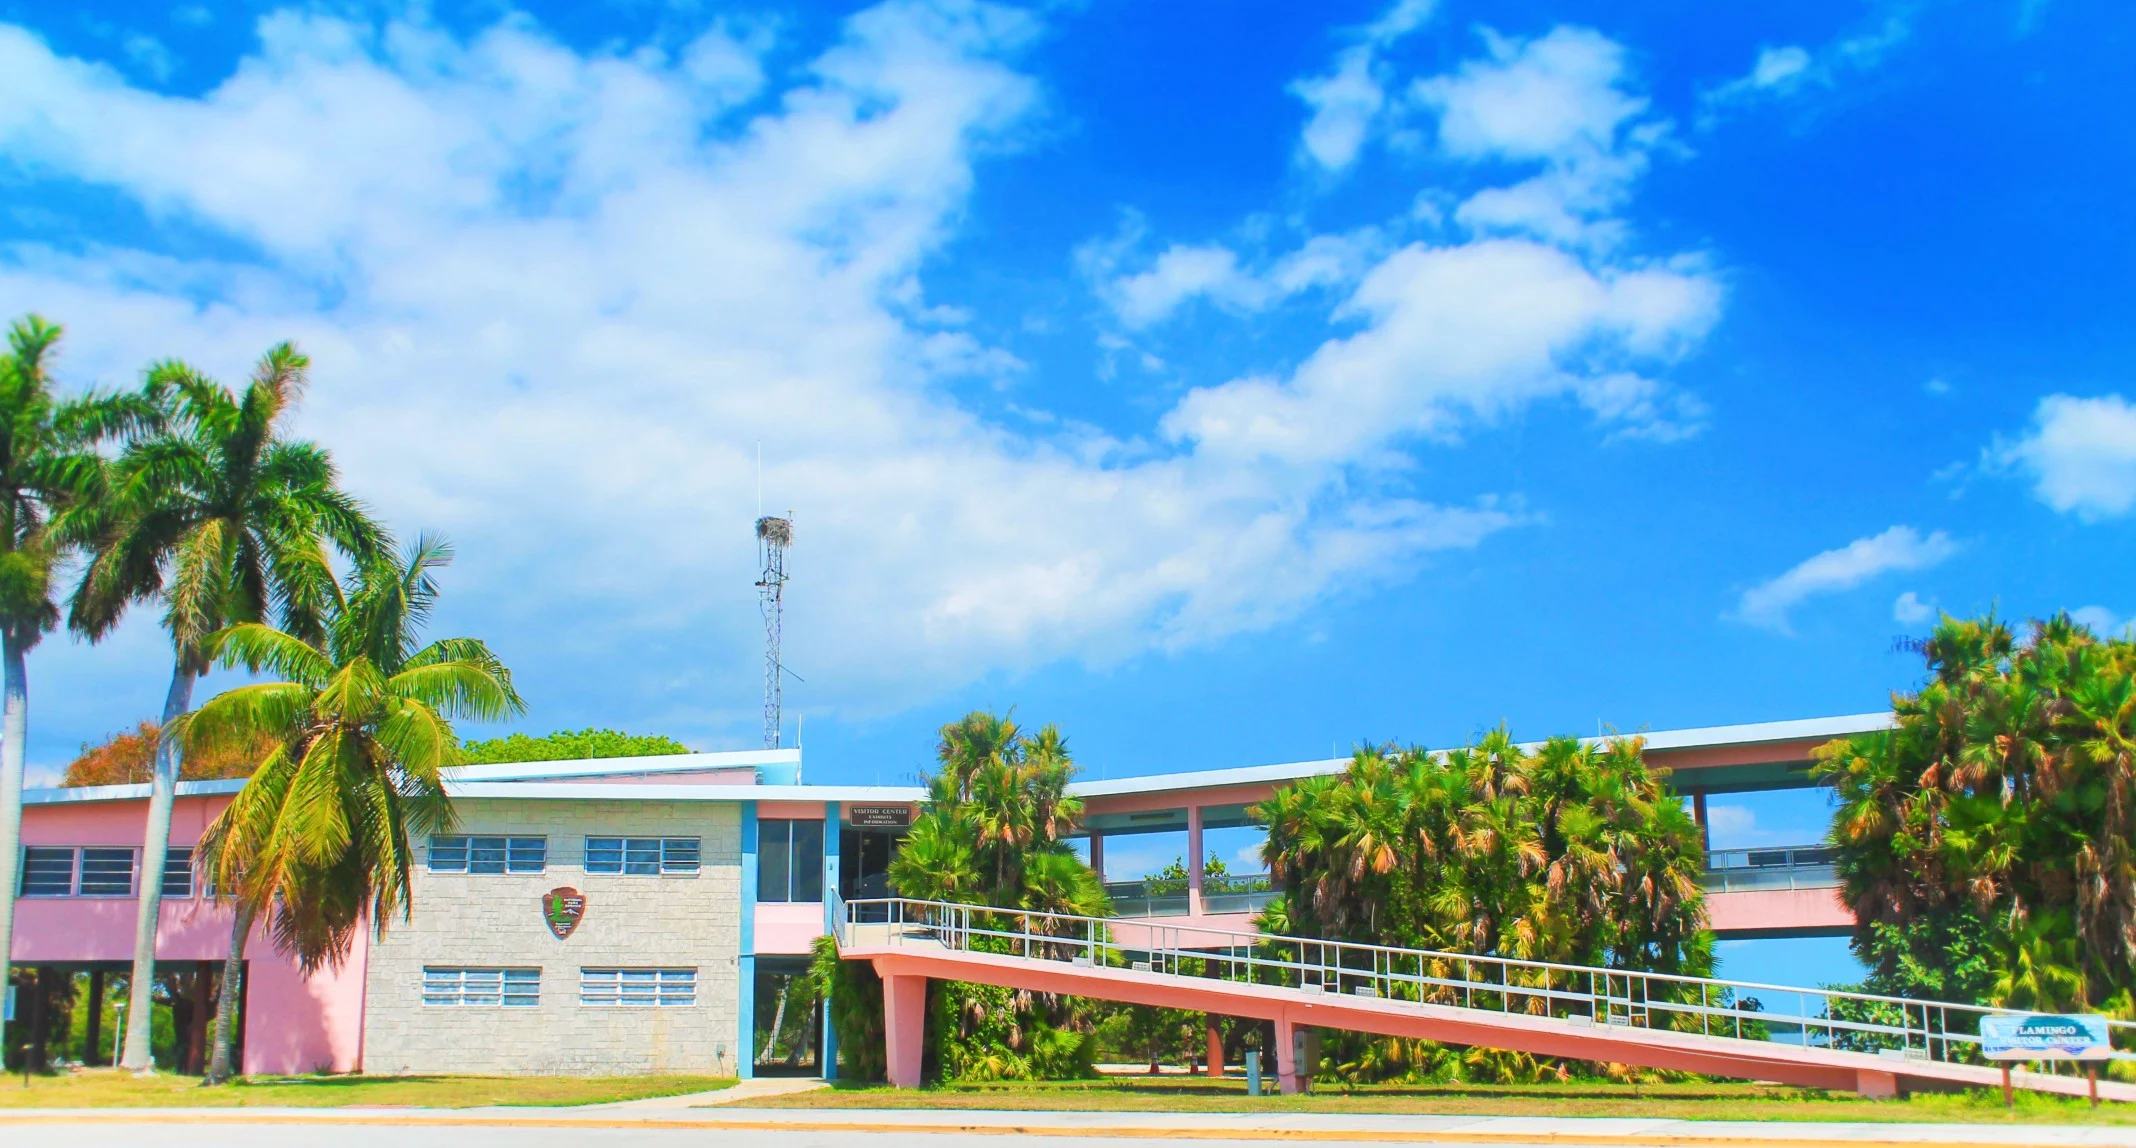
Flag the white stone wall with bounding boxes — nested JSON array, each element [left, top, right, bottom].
[[361, 798, 743, 1075]]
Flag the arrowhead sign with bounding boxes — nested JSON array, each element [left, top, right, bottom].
[[543, 887, 586, 939]]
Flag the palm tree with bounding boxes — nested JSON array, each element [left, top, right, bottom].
[[67, 343, 385, 1072], [0, 315, 151, 1007], [182, 534, 523, 1083]]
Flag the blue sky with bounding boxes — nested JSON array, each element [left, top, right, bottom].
[[2, 0, 2132, 912]]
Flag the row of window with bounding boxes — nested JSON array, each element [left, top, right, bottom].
[[425, 835, 701, 875], [22, 820, 825, 901], [423, 822, 824, 906], [423, 966, 697, 1008], [18, 846, 206, 898]]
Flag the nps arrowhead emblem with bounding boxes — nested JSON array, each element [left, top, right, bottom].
[[542, 887, 586, 939]]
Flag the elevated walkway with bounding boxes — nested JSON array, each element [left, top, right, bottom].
[[835, 898, 2135, 1101]]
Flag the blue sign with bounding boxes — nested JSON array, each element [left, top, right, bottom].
[[1979, 1014, 2112, 1061]]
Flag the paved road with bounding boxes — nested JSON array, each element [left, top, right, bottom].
[[4, 1109, 2134, 1148]]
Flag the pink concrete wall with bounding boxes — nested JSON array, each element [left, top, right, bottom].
[[1082, 782, 1277, 818], [13, 793, 366, 1074], [754, 901, 827, 954], [1705, 886, 1854, 935], [757, 800, 828, 820]]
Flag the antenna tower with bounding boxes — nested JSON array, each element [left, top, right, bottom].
[[754, 514, 793, 749]]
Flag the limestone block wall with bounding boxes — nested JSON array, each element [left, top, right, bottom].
[[361, 798, 743, 1075]]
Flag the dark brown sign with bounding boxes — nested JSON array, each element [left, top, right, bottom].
[[542, 887, 586, 939], [848, 804, 913, 829]]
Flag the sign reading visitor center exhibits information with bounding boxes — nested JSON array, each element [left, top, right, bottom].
[[848, 804, 913, 828], [543, 887, 586, 939], [1978, 1014, 2112, 1061]]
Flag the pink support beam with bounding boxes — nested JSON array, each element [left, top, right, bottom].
[[1274, 1014, 1301, 1094], [1186, 805, 1204, 917], [882, 971, 928, 1089]]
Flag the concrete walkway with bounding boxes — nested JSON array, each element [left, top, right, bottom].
[[0, 1104, 2132, 1146], [594, 1076, 828, 1109]]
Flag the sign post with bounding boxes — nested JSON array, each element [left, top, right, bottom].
[[1978, 1014, 2112, 1109]]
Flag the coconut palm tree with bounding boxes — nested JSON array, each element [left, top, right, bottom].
[[182, 534, 522, 1083], [66, 343, 385, 1071], [0, 315, 153, 1004]]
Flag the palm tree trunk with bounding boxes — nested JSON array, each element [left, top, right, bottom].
[[120, 661, 196, 1072], [0, 628, 29, 1009], [205, 897, 254, 1085], [761, 977, 790, 1065]]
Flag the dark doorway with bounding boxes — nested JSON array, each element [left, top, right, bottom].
[[751, 956, 820, 1076]]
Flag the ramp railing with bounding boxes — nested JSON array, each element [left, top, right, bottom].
[[841, 896, 2135, 1072]]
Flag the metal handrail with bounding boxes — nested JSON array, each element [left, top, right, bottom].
[[841, 896, 2136, 1069]]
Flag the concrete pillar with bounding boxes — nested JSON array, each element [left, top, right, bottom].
[[883, 973, 928, 1088], [1855, 1068, 1900, 1099], [1274, 1013, 1302, 1094], [822, 801, 841, 1081], [1691, 791, 1710, 853], [85, 970, 106, 1066], [1088, 834, 1104, 884], [1205, 1016, 1225, 1077], [1186, 805, 1205, 916]]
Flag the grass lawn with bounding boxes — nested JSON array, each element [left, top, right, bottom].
[[0, 1068, 735, 1108], [750, 1075, 2136, 1125]]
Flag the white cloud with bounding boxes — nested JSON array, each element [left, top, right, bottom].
[[1414, 27, 1646, 164], [1089, 227, 1384, 329], [1161, 240, 1718, 464], [2072, 606, 2130, 638], [1289, 0, 1439, 174], [1702, 12, 1912, 115], [1294, 47, 1385, 173], [0, 4, 1538, 746], [1410, 26, 1669, 252], [1736, 526, 1959, 633], [1993, 394, 2136, 520], [1892, 590, 1934, 625]]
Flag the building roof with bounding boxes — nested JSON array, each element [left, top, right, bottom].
[[19, 712, 1893, 808]]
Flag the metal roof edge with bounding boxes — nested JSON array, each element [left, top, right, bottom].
[[444, 747, 801, 783], [446, 781, 925, 803], [23, 778, 249, 806]]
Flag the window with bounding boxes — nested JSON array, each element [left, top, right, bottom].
[[580, 968, 696, 1007], [163, 846, 194, 899], [584, 836, 700, 876], [423, 967, 540, 1007], [78, 848, 137, 895], [18, 846, 136, 897], [20, 846, 74, 896], [756, 819, 823, 902], [428, 835, 546, 874]]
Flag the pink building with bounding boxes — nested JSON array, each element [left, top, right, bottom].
[[4, 715, 1876, 1076]]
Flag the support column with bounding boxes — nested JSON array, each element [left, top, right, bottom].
[[1274, 1013, 1301, 1095], [883, 973, 927, 1089], [1186, 806, 1205, 917], [85, 970, 106, 1066], [1855, 1068, 1900, 1100], [1691, 791, 1710, 853], [822, 801, 841, 1082], [1205, 1016, 1225, 1078], [1088, 834, 1104, 884], [738, 801, 758, 1081], [187, 961, 212, 1075]]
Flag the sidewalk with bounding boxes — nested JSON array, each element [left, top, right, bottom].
[[0, 1104, 2132, 1147]]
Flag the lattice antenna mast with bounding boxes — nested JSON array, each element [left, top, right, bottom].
[[755, 514, 793, 749]]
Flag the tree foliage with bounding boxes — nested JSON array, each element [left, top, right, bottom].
[[1254, 730, 1711, 1084], [829, 709, 1107, 1083], [1816, 611, 2136, 1017], [1257, 730, 1710, 972], [62, 719, 275, 786], [458, 727, 691, 764]]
